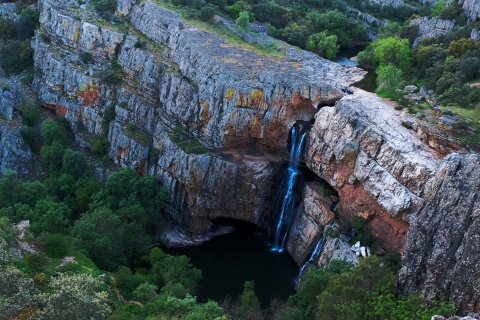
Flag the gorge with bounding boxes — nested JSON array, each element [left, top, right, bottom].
[[0, 0, 480, 317]]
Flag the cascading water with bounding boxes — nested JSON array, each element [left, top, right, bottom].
[[271, 126, 308, 252], [297, 237, 325, 279]]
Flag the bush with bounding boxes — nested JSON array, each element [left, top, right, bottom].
[[26, 252, 49, 273], [198, 5, 216, 22], [80, 52, 94, 64], [101, 70, 122, 84], [20, 98, 42, 127], [91, 0, 117, 20], [0, 39, 34, 74], [43, 233, 70, 258], [0, 18, 16, 40]]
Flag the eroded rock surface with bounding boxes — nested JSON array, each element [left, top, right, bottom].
[[306, 89, 439, 250], [399, 154, 480, 315], [410, 17, 455, 46], [286, 181, 335, 265], [0, 87, 33, 177]]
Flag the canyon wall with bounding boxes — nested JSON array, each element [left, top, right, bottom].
[[33, 0, 364, 241], [21, 0, 480, 314]]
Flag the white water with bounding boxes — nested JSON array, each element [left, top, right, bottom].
[[272, 126, 307, 252]]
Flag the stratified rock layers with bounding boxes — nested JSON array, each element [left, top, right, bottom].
[[33, 0, 364, 239]]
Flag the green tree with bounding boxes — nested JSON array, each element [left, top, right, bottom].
[[376, 64, 404, 97], [36, 273, 111, 320], [41, 118, 70, 146], [234, 281, 262, 320], [146, 247, 202, 297], [25, 252, 49, 273], [40, 142, 67, 172], [43, 233, 70, 258], [359, 37, 411, 72], [27, 200, 71, 234], [71, 207, 121, 270], [141, 294, 224, 320], [199, 5, 216, 22], [306, 32, 339, 59], [62, 149, 89, 179], [448, 38, 477, 58], [19, 98, 42, 127], [317, 256, 396, 320], [133, 282, 158, 303], [0, 171, 47, 209], [0, 18, 16, 40], [236, 11, 250, 32]]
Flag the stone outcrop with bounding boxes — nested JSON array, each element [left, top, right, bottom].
[[306, 89, 440, 250], [399, 154, 480, 315], [459, 0, 480, 20], [318, 237, 358, 268], [410, 17, 455, 46], [0, 3, 17, 20], [286, 181, 336, 265], [0, 86, 33, 177]]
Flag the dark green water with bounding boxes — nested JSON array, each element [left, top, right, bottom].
[[164, 220, 299, 306], [334, 47, 377, 93]]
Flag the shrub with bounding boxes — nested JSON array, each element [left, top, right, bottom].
[[101, 70, 122, 84], [43, 233, 70, 258], [26, 252, 49, 273], [20, 98, 42, 127], [198, 5, 216, 22], [80, 52, 94, 64], [0, 39, 34, 74], [0, 18, 16, 40], [91, 0, 117, 20]]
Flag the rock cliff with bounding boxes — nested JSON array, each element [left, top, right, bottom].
[[399, 154, 480, 314], [33, 0, 364, 240], [410, 17, 455, 46], [305, 89, 440, 250], [30, 0, 480, 314], [0, 86, 33, 177]]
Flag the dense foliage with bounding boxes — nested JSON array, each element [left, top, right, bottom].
[[0, 5, 37, 75]]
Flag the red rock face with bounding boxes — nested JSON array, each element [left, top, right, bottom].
[[337, 181, 408, 251], [78, 86, 100, 106]]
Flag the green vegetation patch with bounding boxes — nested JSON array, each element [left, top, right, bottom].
[[124, 123, 151, 145], [170, 125, 207, 154]]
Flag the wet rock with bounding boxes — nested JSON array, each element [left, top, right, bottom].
[[286, 182, 336, 265]]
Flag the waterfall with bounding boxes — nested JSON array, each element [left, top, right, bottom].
[[297, 237, 325, 279], [271, 126, 307, 252]]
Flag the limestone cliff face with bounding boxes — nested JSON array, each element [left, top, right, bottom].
[[302, 88, 480, 313], [33, 0, 363, 239], [0, 87, 34, 177], [399, 154, 480, 314], [286, 182, 336, 264], [459, 0, 480, 20], [305, 89, 440, 250], [410, 17, 455, 46]]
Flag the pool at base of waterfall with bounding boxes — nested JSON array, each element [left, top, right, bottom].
[[164, 219, 299, 307]]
